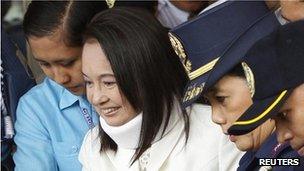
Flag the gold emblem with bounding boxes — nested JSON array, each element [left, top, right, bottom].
[[106, 0, 115, 8], [189, 57, 219, 80], [242, 62, 255, 97], [168, 32, 192, 74], [183, 82, 205, 102]]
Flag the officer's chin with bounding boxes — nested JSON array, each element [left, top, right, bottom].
[[68, 86, 86, 96]]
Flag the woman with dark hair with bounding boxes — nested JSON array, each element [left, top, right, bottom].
[[14, 1, 108, 171], [79, 7, 241, 171]]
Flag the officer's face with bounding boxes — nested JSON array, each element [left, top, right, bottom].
[[206, 75, 275, 151], [82, 39, 137, 126], [274, 84, 304, 156], [29, 31, 85, 96]]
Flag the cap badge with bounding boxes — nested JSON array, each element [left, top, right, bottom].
[[168, 32, 192, 74], [242, 62, 255, 97], [106, 0, 115, 8]]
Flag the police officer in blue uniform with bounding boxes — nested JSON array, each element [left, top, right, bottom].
[[227, 20, 304, 170], [169, 1, 303, 170], [1, 29, 36, 171]]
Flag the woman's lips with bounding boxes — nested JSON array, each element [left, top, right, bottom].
[[100, 107, 120, 117]]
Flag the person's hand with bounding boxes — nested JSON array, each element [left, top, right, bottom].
[[280, 0, 304, 21]]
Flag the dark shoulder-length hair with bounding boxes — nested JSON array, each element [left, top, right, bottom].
[[83, 7, 189, 164], [23, 1, 108, 46]]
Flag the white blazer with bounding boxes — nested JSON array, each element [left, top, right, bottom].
[[79, 104, 243, 171]]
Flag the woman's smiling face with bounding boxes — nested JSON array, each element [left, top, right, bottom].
[[82, 39, 137, 126]]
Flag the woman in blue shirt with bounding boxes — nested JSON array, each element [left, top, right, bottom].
[[13, 2, 108, 171]]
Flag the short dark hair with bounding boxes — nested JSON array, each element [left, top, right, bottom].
[[23, 1, 108, 46], [84, 7, 189, 164]]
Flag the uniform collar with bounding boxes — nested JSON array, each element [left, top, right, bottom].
[[59, 87, 80, 110], [255, 133, 278, 158], [199, 0, 228, 15], [238, 133, 278, 171], [44, 78, 86, 111]]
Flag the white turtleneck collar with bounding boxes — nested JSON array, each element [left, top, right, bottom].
[[99, 112, 143, 149], [99, 100, 183, 150]]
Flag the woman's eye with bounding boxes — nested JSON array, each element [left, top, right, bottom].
[[104, 81, 116, 88], [39, 62, 51, 68], [215, 96, 226, 103], [84, 80, 93, 87], [61, 60, 75, 67], [277, 112, 287, 120]]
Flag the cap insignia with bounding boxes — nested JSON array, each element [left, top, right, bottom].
[[168, 32, 192, 74], [242, 62, 255, 97], [106, 0, 115, 8]]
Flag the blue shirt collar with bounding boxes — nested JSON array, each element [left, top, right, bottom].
[[59, 88, 79, 110], [46, 78, 91, 112]]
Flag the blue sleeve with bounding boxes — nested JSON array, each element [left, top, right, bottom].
[[13, 98, 58, 171]]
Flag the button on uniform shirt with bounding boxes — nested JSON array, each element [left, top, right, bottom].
[[13, 78, 99, 171]]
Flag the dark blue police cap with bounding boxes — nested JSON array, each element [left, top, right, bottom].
[[169, 1, 280, 108], [228, 20, 304, 135]]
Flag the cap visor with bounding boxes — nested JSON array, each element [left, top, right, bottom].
[[228, 90, 290, 135]]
